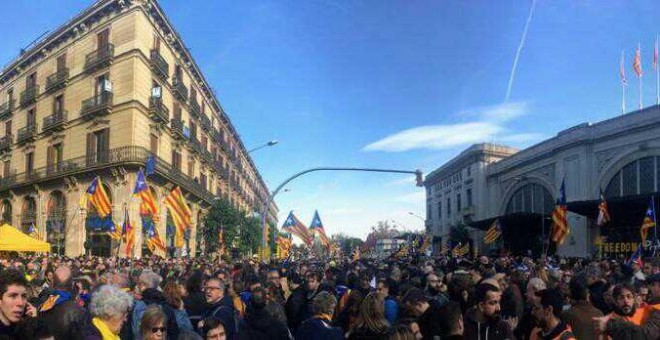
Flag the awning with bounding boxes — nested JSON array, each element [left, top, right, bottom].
[[0, 224, 51, 252], [567, 191, 659, 224]]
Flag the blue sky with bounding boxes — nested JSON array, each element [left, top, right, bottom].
[[2, 0, 660, 238]]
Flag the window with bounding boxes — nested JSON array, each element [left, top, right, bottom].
[[200, 173, 207, 190], [437, 201, 442, 219], [95, 74, 109, 96], [54, 95, 64, 114], [173, 103, 181, 120], [467, 166, 471, 177], [190, 122, 197, 139], [97, 28, 109, 49], [27, 108, 36, 126], [3, 161, 9, 178], [151, 80, 161, 98], [5, 120, 11, 137], [150, 134, 159, 155], [457, 193, 462, 212], [56, 53, 67, 71], [447, 197, 451, 215], [427, 205, 432, 219], [26, 72, 37, 88], [6, 88, 13, 103], [190, 87, 197, 103], [201, 135, 208, 150], [25, 152, 34, 173], [47, 143, 63, 173], [188, 159, 195, 178], [153, 35, 160, 52], [172, 150, 181, 169], [467, 188, 473, 206], [606, 156, 660, 196], [86, 128, 110, 165]]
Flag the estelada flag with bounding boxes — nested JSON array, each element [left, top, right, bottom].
[[484, 219, 502, 245], [122, 208, 135, 257], [87, 177, 112, 218], [551, 179, 570, 245], [596, 189, 611, 226], [134, 169, 159, 222], [309, 210, 330, 248], [281, 211, 313, 245], [640, 197, 656, 243]]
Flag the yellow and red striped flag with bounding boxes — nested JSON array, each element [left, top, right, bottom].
[[596, 189, 611, 226], [641, 197, 656, 244], [107, 222, 122, 240], [165, 186, 192, 249], [122, 208, 135, 257], [484, 219, 502, 245], [551, 179, 570, 245], [144, 218, 166, 254], [634, 44, 643, 77], [87, 177, 112, 217], [134, 169, 159, 222]]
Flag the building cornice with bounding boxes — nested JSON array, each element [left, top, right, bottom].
[[425, 143, 517, 185]]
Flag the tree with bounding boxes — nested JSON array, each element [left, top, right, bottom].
[[331, 233, 364, 254], [202, 198, 242, 254], [369, 220, 400, 239]]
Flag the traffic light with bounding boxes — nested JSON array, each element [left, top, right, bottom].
[[415, 170, 424, 187]]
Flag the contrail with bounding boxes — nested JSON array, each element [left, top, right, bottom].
[[505, 0, 537, 103]]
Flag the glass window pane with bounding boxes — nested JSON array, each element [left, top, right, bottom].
[[640, 157, 655, 194], [606, 171, 621, 198], [622, 162, 638, 196], [523, 185, 532, 213]]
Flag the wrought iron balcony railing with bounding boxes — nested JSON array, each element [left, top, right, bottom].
[[45, 68, 69, 93], [0, 135, 12, 153], [0, 99, 13, 120], [149, 96, 169, 124], [188, 99, 200, 119], [17, 124, 38, 144], [149, 49, 169, 81], [43, 111, 68, 133], [84, 44, 114, 73], [171, 118, 185, 140], [0, 146, 216, 203], [200, 114, 211, 130], [81, 91, 113, 119], [172, 76, 188, 103], [189, 136, 202, 154], [20, 85, 39, 107]]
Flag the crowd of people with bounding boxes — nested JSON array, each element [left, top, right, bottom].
[[0, 252, 658, 340]]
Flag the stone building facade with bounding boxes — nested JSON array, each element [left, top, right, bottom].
[[0, 0, 277, 257]]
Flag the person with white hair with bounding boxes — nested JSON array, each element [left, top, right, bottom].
[[83, 284, 133, 340]]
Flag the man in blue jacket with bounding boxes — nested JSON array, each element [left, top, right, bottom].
[[377, 278, 399, 325]]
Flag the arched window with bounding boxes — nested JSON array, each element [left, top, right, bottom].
[[605, 156, 660, 198], [1, 200, 12, 224], [506, 183, 554, 215], [21, 196, 37, 234], [47, 191, 67, 255]]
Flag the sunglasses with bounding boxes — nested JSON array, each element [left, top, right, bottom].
[[152, 327, 167, 333]]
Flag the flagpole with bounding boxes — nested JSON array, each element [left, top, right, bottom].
[[639, 43, 643, 110], [622, 50, 627, 115], [656, 35, 659, 105], [653, 195, 658, 255]]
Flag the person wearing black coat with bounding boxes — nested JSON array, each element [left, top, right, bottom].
[[38, 266, 90, 340], [238, 287, 291, 340], [296, 291, 343, 340]]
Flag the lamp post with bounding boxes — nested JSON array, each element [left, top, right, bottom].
[[261, 167, 424, 260], [247, 140, 279, 154]]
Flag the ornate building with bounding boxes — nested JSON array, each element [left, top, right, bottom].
[[426, 106, 660, 257], [0, 0, 278, 257]]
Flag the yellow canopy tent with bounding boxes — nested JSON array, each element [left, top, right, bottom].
[[0, 224, 51, 252]]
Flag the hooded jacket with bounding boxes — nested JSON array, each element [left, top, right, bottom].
[[463, 306, 515, 340], [238, 306, 291, 340]]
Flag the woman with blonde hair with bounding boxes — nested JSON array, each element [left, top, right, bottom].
[[347, 292, 392, 339], [140, 305, 168, 340]]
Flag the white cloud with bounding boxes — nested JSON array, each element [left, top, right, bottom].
[[363, 101, 538, 152], [395, 191, 426, 205]]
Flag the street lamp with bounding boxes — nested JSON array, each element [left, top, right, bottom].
[[408, 212, 425, 222], [248, 140, 279, 154]]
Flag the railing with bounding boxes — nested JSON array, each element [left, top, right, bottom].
[[81, 91, 113, 119], [17, 124, 38, 144], [149, 96, 169, 123], [172, 76, 188, 102], [0, 145, 216, 203], [149, 49, 169, 80], [43, 111, 68, 132], [171, 118, 185, 139], [188, 99, 200, 119], [84, 44, 114, 72], [0, 135, 12, 152], [47, 208, 67, 221], [45, 68, 69, 92], [0, 99, 13, 120], [20, 85, 39, 107], [200, 114, 211, 130], [189, 136, 202, 154]]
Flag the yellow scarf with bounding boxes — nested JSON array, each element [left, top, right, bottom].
[[92, 317, 120, 340]]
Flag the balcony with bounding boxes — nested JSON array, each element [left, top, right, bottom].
[[149, 96, 169, 124], [189, 136, 202, 154], [201, 149, 213, 164], [81, 91, 113, 119], [17, 124, 38, 144], [0, 135, 12, 153], [45, 68, 69, 93], [171, 76, 188, 103], [171, 118, 185, 140], [42, 111, 68, 133], [200, 114, 211, 130], [84, 44, 114, 73], [188, 99, 200, 119], [20, 85, 39, 107], [0, 99, 13, 120], [149, 49, 169, 81]]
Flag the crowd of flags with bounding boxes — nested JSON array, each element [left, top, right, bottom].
[[278, 210, 335, 257]]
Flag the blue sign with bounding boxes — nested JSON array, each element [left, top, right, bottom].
[[145, 156, 156, 175]]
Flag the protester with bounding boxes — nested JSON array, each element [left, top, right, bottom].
[[199, 278, 236, 340], [376, 278, 399, 325], [237, 286, 290, 340], [347, 292, 392, 339], [529, 289, 575, 340], [560, 276, 603, 339], [463, 283, 514, 340], [139, 305, 167, 340], [84, 284, 133, 340], [132, 272, 182, 339], [295, 291, 342, 340], [201, 318, 226, 340], [0, 269, 34, 337], [38, 265, 88, 340]]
